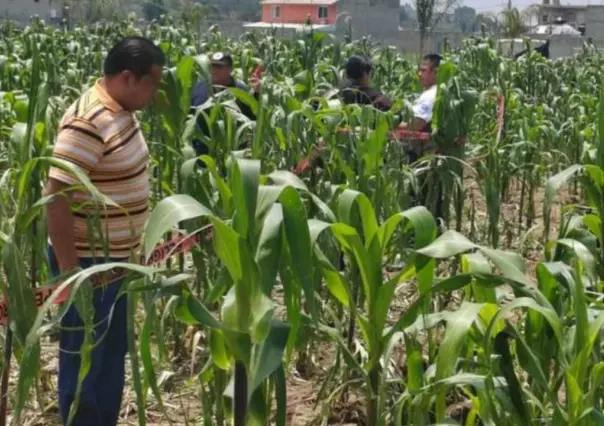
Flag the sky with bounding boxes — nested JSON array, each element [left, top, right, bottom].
[[403, 1, 598, 13]]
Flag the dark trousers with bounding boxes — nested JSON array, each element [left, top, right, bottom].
[[408, 150, 444, 220], [48, 246, 127, 426]]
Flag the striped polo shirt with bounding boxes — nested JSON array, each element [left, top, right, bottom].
[[49, 80, 150, 259]]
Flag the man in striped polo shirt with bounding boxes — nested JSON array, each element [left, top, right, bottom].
[[43, 37, 164, 426]]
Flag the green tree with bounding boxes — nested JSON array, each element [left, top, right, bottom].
[[499, 4, 525, 38], [473, 12, 499, 34], [413, 0, 459, 56]]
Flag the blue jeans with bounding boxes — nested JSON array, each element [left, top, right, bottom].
[[47, 246, 127, 426]]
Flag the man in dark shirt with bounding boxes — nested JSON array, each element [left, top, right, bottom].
[[190, 52, 260, 156], [340, 55, 392, 112]]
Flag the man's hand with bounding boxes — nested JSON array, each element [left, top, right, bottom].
[[250, 75, 261, 94], [250, 64, 263, 94], [44, 178, 80, 273]]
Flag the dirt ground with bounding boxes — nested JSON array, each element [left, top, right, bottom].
[[12, 172, 574, 426]]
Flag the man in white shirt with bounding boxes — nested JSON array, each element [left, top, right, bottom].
[[399, 54, 445, 226], [400, 53, 441, 133]]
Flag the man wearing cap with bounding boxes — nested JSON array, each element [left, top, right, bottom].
[[190, 51, 261, 157], [340, 55, 392, 112]]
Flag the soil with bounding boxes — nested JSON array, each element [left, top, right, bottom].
[[11, 171, 575, 426]]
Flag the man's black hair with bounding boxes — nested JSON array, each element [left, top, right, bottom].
[[422, 53, 442, 69], [104, 36, 166, 79], [345, 55, 373, 82]]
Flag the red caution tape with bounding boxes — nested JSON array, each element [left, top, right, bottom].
[[0, 227, 213, 325]]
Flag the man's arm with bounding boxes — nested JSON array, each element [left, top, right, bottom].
[[372, 93, 393, 112], [46, 117, 104, 272], [399, 92, 431, 131], [44, 178, 79, 272], [399, 116, 428, 131]]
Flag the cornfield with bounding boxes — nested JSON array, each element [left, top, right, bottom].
[[2, 14, 604, 426]]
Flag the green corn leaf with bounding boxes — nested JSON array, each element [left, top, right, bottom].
[[569, 311, 604, 393], [211, 329, 232, 371], [230, 157, 260, 240], [416, 230, 476, 258], [494, 330, 529, 421], [330, 223, 380, 308], [140, 298, 170, 422], [553, 238, 597, 282], [597, 86, 604, 170], [337, 189, 378, 246], [280, 186, 315, 320], [379, 206, 437, 253], [435, 302, 486, 381], [273, 366, 287, 426], [585, 363, 604, 408], [199, 155, 233, 215], [128, 289, 147, 426], [420, 373, 507, 394], [268, 171, 336, 222], [143, 194, 213, 260], [484, 297, 564, 365], [228, 87, 260, 117], [1, 239, 38, 424], [249, 290, 274, 344], [566, 372, 582, 423], [323, 268, 351, 308], [462, 252, 497, 303], [505, 325, 553, 403], [248, 319, 289, 397], [174, 293, 223, 329], [177, 55, 195, 114], [543, 164, 583, 239], [255, 204, 283, 295]]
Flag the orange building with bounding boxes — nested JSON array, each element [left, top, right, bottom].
[[261, 0, 339, 25]]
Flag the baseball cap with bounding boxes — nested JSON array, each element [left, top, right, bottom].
[[211, 52, 233, 67], [345, 55, 373, 80]]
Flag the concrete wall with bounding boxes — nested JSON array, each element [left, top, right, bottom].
[[336, 0, 399, 41], [392, 29, 466, 54], [585, 5, 604, 41], [0, 0, 55, 22], [261, 3, 337, 25]]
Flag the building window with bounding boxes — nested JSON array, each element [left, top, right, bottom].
[[542, 14, 548, 23], [271, 5, 280, 19], [318, 6, 328, 19]]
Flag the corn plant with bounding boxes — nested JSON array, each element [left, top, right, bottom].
[[4, 15, 604, 426]]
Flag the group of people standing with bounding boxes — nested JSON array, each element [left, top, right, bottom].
[[189, 50, 442, 154], [340, 52, 441, 133], [42, 35, 443, 426]]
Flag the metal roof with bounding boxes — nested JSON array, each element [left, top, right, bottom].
[[261, 0, 339, 5], [532, 24, 581, 36], [243, 22, 336, 32]]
